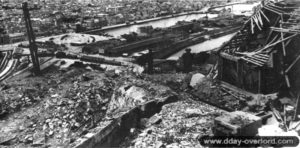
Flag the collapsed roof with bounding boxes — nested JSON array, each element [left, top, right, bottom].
[[217, 0, 300, 95]]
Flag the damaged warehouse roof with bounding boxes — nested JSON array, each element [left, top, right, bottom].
[[217, 0, 300, 95]]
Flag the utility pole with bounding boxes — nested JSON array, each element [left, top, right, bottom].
[[22, 2, 40, 75]]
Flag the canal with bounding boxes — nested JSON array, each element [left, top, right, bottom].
[[104, 13, 218, 37], [168, 33, 236, 60], [94, 2, 259, 59], [101, 2, 259, 38]]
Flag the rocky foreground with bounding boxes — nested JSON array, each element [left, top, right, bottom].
[[120, 100, 224, 148], [0, 58, 268, 148], [0, 62, 174, 148]]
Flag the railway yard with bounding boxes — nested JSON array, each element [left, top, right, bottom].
[[1, 0, 300, 148]]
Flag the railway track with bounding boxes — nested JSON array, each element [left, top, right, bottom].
[[0, 51, 18, 82], [0, 59, 18, 82], [8, 57, 54, 79], [0, 52, 9, 72]]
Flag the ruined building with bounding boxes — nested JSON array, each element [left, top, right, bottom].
[[217, 0, 300, 97]]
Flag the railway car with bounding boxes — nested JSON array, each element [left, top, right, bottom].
[[80, 54, 122, 65], [70, 42, 88, 46], [80, 55, 105, 63], [55, 51, 67, 58], [66, 52, 79, 59]]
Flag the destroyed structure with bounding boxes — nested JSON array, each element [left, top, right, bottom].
[[218, 0, 300, 96], [2, 0, 300, 148]]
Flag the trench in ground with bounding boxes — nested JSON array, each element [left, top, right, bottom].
[[76, 90, 272, 148], [75, 92, 233, 148], [93, 95, 179, 147]]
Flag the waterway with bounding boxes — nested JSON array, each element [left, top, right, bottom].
[[103, 2, 260, 38], [168, 33, 236, 60], [101, 3, 258, 59], [104, 13, 218, 37]]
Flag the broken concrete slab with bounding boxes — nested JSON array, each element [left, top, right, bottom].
[[107, 85, 148, 114], [214, 111, 262, 136]]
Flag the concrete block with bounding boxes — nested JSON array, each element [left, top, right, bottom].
[[214, 111, 262, 136]]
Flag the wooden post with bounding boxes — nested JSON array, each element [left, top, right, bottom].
[[218, 56, 223, 80], [284, 104, 288, 131], [279, 14, 292, 88], [285, 53, 300, 73], [280, 15, 286, 57], [293, 95, 300, 121], [265, 16, 281, 45], [258, 69, 262, 93], [285, 75, 291, 88]]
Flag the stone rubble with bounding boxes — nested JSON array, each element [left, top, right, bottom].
[[0, 63, 173, 148], [120, 100, 224, 148]]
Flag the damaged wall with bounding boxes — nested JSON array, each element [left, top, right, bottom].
[[217, 1, 300, 96]]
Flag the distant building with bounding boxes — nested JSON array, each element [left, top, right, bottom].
[[106, 6, 124, 14], [77, 0, 92, 4], [9, 33, 25, 43], [0, 34, 10, 45]]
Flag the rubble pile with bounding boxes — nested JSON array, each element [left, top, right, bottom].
[[147, 73, 248, 111], [191, 79, 246, 111], [0, 62, 179, 147], [107, 76, 175, 117], [146, 73, 191, 91], [229, 115, 252, 127], [0, 78, 58, 118], [120, 100, 224, 148], [0, 66, 116, 147]]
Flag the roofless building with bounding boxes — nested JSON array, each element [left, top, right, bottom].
[[217, 0, 300, 97]]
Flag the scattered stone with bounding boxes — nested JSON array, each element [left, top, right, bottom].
[[32, 133, 45, 147], [0, 64, 177, 148], [190, 73, 206, 88], [48, 131, 54, 136], [120, 101, 222, 147], [147, 114, 162, 126], [155, 141, 164, 148], [51, 94, 60, 98], [185, 108, 203, 116], [17, 124, 25, 131], [132, 66, 144, 75], [115, 69, 122, 75], [0, 134, 17, 145], [130, 128, 136, 134], [24, 135, 33, 144]]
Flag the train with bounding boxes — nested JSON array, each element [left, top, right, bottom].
[[55, 51, 122, 66]]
